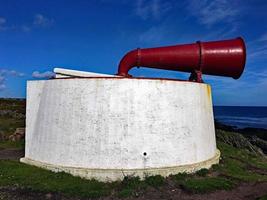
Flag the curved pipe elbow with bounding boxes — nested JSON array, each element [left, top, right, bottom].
[[117, 49, 139, 77]]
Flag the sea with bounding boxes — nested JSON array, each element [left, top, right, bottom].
[[213, 106, 267, 129]]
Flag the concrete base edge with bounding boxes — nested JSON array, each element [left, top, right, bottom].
[[20, 149, 220, 182]]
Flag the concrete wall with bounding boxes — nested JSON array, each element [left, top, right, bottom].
[[22, 78, 218, 181]]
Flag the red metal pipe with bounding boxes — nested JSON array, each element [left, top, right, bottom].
[[117, 37, 246, 80]]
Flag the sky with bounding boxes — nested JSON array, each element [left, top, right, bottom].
[[0, 0, 266, 106]]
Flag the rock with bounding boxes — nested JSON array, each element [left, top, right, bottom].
[[45, 193, 53, 199], [8, 128, 25, 142], [216, 129, 265, 156], [238, 127, 267, 141], [0, 109, 25, 119], [0, 131, 6, 141], [249, 136, 267, 154]]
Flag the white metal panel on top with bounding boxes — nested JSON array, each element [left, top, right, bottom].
[[54, 67, 118, 78]]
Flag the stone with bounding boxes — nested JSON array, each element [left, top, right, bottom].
[[9, 128, 25, 142]]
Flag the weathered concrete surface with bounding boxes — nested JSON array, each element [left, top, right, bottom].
[[22, 78, 218, 181], [21, 149, 220, 182]]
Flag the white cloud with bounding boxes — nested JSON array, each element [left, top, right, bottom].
[[10, 70, 25, 77], [0, 69, 25, 91], [135, 0, 171, 20], [249, 46, 267, 58], [0, 84, 6, 91], [258, 32, 267, 42], [0, 17, 8, 31], [32, 71, 55, 79], [247, 34, 267, 59], [0, 17, 5, 23], [33, 14, 54, 27], [21, 25, 31, 32], [0, 14, 54, 32], [139, 26, 167, 44], [0, 69, 25, 77], [0, 75, 6, 91], [204, 66, 267, 106], [187, 0, 241, 26]]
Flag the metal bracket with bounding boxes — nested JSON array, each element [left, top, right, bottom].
[[189, 70, 203, 83]]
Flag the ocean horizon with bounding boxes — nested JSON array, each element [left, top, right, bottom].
[[213, 106, 267, 129]]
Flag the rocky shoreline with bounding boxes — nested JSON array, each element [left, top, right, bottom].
[[215, 121, 267, 154]]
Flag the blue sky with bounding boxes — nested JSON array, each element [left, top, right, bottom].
[[0, 0, 266, 106]]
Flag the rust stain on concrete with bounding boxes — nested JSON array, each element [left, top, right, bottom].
[[206, 85, 212, 104]]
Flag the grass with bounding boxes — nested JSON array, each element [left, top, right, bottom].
[[0, 140, 25, 149], [118, 188, 134, 198], [258, 195, 267, 200], [0, 160, 111, 198], [1, 98, 267, 198], [170, 140, 267, 194], [195, 168, 209, 177], [0, 98, 26, 115], [180, 177, 235, 193], [217, 142, 267, 182], [172, 170, 235, 194], [117, 176, 145, 198], [172, 172, 190, 182], [0, 117, 25, 137], [144, 175, 165, 188], [1, 102, 267, 199], [0, 160, 166, 198], [1, 140, 266, 198], [0, 98, 25, 138]]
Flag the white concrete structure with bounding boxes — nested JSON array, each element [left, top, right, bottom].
[[21, 76, 220, 182]]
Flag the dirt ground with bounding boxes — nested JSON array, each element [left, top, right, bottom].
[[0, 148, 266, 200], [127, 182, 267, 200], [0, 182, 266, 200], [0, 147, 24, 160]]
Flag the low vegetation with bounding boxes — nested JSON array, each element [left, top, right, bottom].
[[180, 177, 234, 193], [258, 195, 267, 200], [0, 140, 25, 149], [0, 160, 111, 198], [0, 98, 25, 140], [0, 137, 266, 198], [0, 98, 267, 199]]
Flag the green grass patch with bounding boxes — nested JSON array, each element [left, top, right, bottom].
[[0, 117, 25, 136], [117, 175, 165, 198], [220, 158, 267, 182], [180, 177, 235, 193], [171, 172, 190, 184], [117, 176, 147, 198], [0, 98, 25, 137], [144, 175, 165, 188], [120, 176, 146, 190], [258, 195, 267, 200], [0, 126, 267, 197], [195, 168, 209, 177], [0, 140, 25, 149], [118, 188, 134, 198], [217, 142, 267, 182], [0, 160, 112, 198]]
